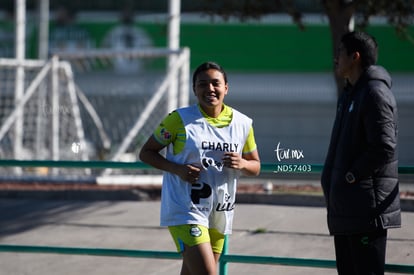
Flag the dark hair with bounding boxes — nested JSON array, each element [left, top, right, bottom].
[[192, 61, 228, 89], [341, 31, 378, 68]]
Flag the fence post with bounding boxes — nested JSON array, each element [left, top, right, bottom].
[[219, 235, 229, 275]]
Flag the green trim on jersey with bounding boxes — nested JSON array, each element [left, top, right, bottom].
[[153, 104, 257, 155]]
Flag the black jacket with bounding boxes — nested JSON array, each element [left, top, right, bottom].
[[321, 65, 401, 235]]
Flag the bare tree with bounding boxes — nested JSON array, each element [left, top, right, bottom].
[[323, 0, 414, 94], [200, 0, 414, 95]]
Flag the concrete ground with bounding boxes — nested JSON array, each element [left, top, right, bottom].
[[0, 199, 413, 275]]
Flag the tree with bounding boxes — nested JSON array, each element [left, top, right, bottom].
[[200, 0, 414, 95], [323, 0, 414, 94]]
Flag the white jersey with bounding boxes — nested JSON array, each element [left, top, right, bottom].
[[160, 104, 252, 234]]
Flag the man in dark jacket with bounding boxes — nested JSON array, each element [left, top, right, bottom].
[[321, 31, 401, 275]]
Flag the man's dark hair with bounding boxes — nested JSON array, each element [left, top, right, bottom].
[[341, 31, 378, 68], [192, 61, 228, 89]]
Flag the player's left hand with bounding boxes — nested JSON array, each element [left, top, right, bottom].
[[222, 152, 244, 170]]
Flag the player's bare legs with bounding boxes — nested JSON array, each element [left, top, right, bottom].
[[180, 242, 219, 275]]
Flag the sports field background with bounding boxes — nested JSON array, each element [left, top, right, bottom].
[[24, 19, 414, 72], [1, 13, 413, 167], [1, 13, 413, 72]]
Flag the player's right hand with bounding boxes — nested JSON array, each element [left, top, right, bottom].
[[176, 164, 201, 184]]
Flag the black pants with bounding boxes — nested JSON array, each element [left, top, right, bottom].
[[334, 229, 387, 275]]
